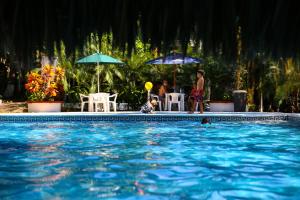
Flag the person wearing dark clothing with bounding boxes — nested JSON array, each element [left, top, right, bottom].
[[140, 99, 157, 114]]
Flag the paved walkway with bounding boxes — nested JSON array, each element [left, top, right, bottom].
[[0, 102, 27, 113]]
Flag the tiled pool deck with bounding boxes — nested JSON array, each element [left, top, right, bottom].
[[0, 112, 299, 122]]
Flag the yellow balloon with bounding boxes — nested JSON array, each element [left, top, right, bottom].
[[145, 82, 153, 91]]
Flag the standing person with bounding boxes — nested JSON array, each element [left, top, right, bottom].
[[187, 84, 197, 112], [158, 80, 168, 110], [193, 70, 205, 114]]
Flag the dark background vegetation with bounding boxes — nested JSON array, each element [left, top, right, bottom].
[[0, 0, 299, 111]]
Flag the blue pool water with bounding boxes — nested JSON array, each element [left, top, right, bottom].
[[0, 120, 300, 200]]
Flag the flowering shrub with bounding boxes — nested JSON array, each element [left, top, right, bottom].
[[25, 65, 65, 101]]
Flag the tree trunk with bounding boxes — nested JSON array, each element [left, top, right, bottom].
[[296, 89, 299, 112], [259, 90, 263, 112]]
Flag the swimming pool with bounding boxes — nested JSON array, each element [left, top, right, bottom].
[[0, 120, 299, 199]]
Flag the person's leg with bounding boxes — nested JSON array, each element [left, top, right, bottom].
[[199, 100, 203, 114], [190, 96, 201, 114], [199, 96, 204, 114], [190, 98, 195, 113], [191, 99, 197, 113], [161, 97, 165, 111], [159, 96, 165, 111], [187, 97, 191, 110], [188, 97, 195, 113]]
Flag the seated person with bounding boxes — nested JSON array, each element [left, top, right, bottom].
[[140, 99, 157, 114], [158, 80, 168, 109]]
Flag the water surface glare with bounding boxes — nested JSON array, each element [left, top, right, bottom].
[[0, 120, 299, 199]]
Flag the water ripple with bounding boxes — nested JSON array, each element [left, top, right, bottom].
[[0, 121, 300, 199]]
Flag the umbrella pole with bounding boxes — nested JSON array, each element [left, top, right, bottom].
[[97, 51, 100, 93], [97, 62, 100, 93], [97, 71, 100, 93], [173, 64, 176, 91]]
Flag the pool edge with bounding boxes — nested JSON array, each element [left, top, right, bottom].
[[0, 112, 297, 122]]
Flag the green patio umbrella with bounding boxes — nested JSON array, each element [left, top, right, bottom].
[[76, 53, 124, 92]]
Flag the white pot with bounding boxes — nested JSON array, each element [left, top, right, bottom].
[[27, 101, 63, 112], [118, 103, 128, 111], [210, 102, 234, 112]]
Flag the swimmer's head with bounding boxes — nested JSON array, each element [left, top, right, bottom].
[[201, 118, 210, 124]]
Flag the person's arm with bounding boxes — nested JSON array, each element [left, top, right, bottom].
[[158, 86, 164, 96], [196, 80, 200, 91], [197, 79, 204, 91]]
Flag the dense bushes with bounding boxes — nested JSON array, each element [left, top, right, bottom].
[[0, 32, 299, 112]]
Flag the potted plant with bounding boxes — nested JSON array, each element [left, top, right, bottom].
[[210, 91, 235, 112], [25, 65, 65, 112], [203, 57, 235, 112]]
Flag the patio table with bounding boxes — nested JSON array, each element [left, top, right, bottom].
[[88, 93, 110, 112]]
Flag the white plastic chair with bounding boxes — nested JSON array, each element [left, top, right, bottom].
[[109, 93, 118, 112], [150, 94, 162, 111], [168, 93, 181, 111], [79, 94, 89, 112], [93, 93, 109, 112], [195, 102, 199, 112]]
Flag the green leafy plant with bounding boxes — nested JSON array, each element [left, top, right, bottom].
[[203, 56, 234, 101], [118, 85, 147, 110]]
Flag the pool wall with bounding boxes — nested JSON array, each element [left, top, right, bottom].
[[288, 115, 300, 123], [0, 112, 298, 122]]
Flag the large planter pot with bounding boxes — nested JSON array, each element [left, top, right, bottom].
[[210, 100, 234, 112], [118, 103, 129, 111], [27, 101, 63, 112], [233, 90, 247, 112]]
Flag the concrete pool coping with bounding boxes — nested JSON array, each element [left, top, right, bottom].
[[0, 112, 299, 122]]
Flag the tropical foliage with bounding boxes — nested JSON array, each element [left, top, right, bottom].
[[0, 1, 299, 112], [52, 33, 155, 109], [276, 59, 300, 112], [0, 30, 298, 112]]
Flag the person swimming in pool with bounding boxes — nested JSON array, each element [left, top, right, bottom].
[[201, 117, 211, 124]]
